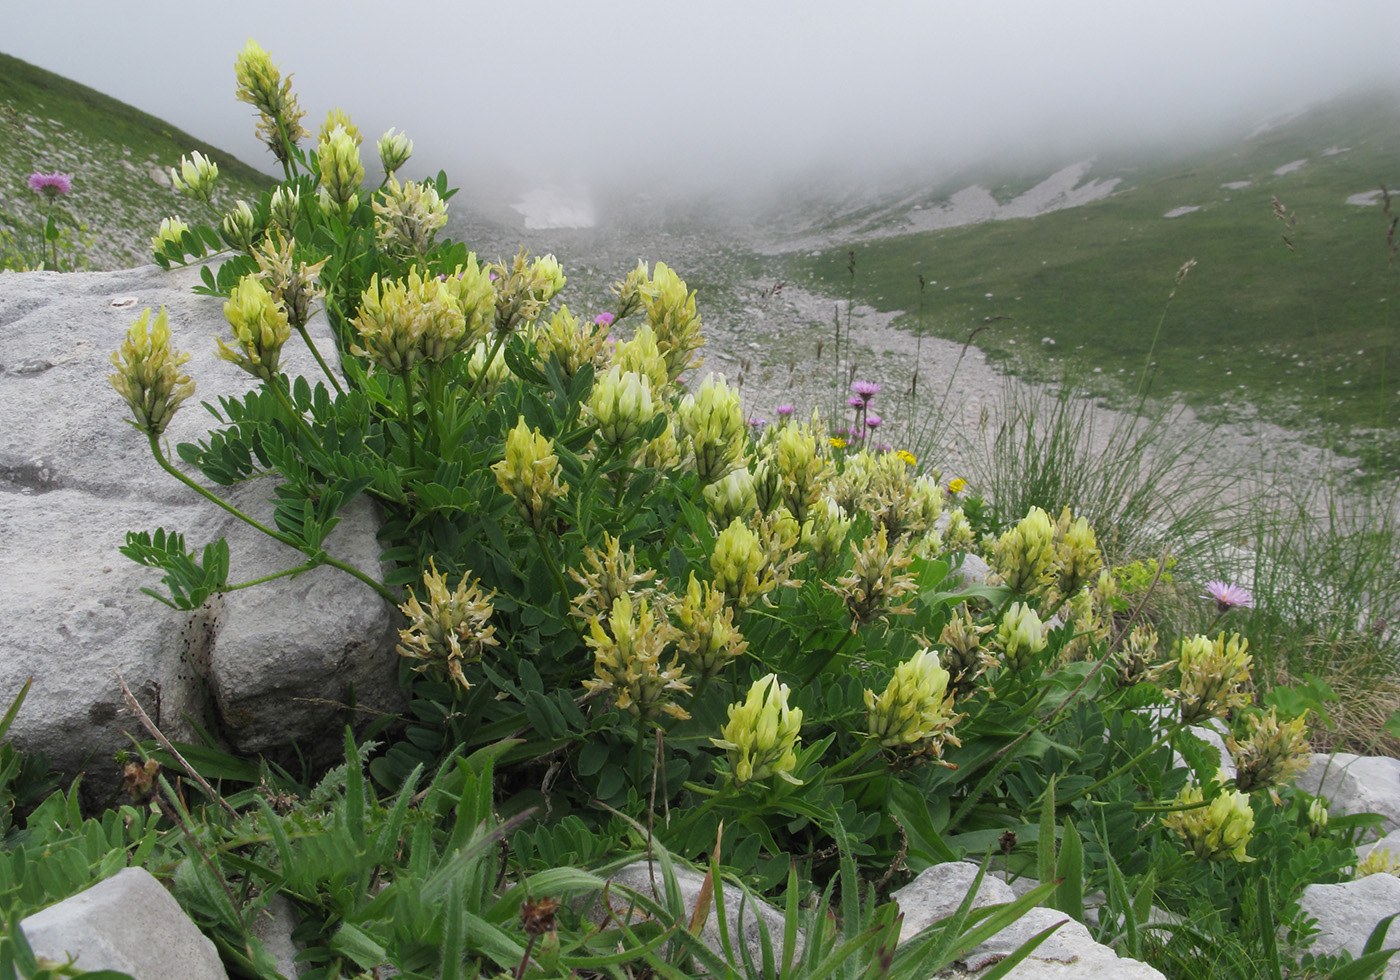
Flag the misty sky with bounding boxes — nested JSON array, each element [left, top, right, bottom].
[[6, 0, 1399, 194]]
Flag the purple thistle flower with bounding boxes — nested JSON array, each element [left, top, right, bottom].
[[776, 404, 794, 418], [594, 312, 615, 327], [847, 396, 864, 409], [748, 417, 768, 431], [865, 415, 883, 429], [28, 171, 73, 199], [851, 380, 881, 402], [1202, 580, 1253, 613]]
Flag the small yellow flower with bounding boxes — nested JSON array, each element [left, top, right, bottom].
[[220, 199, 259, 252], [703, 467, 757, 527], [829, 436, 848, 450], [535, 304, 610, 383], [833, 524, 917, 629], [491, 417, 569, 532], [800, 496, 851, 571], [896, 449, 917, 466], [109, 306, 195, 436], [990, 506, 1056, 596], [569, 534, 656, 626], [268, 185, 300, 231], [318, 107, 361, 147], [774, 421, 828, 524], [170, 151, 219, 203], [373, 177, 447, 260], [711, 674, 803, 786], [150, 216, 189, 256], [946, 477, 966, 494], [234, 40, 307, 163], [641, 261, 705, 381], [252, 232, 327, 331], [864, 648, 962, 758]]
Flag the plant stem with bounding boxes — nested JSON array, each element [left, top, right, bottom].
[[294, 324, 344, 395], [400, 368, 418, 468], [1057, 717, 1188, 809]]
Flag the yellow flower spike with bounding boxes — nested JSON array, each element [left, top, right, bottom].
[[864, 648, 963, 759], [530, 254, 567, 303], [536, 304, 610, 383], [832, 524, 917, 630], [774, 422, 828, 524], [217, 275, 291, 382], [990, 506, 1057, 596], [582, 594, 690, 722], [711, 674, 803, 786], [377, 128, 413, 175], [569, 533, 657, 626], [170, 151, 219, 203], [109, 306, 195, 437], [491, 416, 568, 532], [1228, 707, 1311, 793], [268, 185, 300, 231], [1175, 632, 1253, 724], [373, 177, 448, 260], [613, 324, 670, 394], [675, 573, 749, 678], [234, 40, 308, 163], [395, 558, 499, 693], [942, 507, 975, 552], [611, 260, 650, 321], [800, 496, 851, 572], [587, 366, 656, 449], [252, 232, 327, 332], [316, 124, 364, 217], [1162, 781, 1255, 863], [220, 199, 259, 252], [491, 249, 553, 334], [939, 604, 993, 693], [703, 468, 757, 527], [993, 601, 1048, 672], [710, 517, 774, 610], [150, 216, 190, 257], [318, 108, 361, 147], [350, 274, 424, 374], [1051, 507, 1103, 599], [641, 261, 705, 381], [678, 373, 747, 485]]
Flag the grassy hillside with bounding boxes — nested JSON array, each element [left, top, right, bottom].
[[783, 90, 1400, 470], [0, 50, 273, 270]]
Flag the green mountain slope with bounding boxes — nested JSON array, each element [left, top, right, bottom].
[[784, 90, 1400, 469], [0, 50, 273, 270]]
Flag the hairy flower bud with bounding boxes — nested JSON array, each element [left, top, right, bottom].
[[991, 506, 1056, 596], [109, 307, 195, 436], [994, 602, 1048, 673], [711, 674, 803, 786], [377, 127, 413, 174], [170, 151, 219, 203], [316, 125, 364, 217], [1228, 707, 1311, 792], [704, 468, 757, 527], [588, 366, 656, 449], [150, 215, 190, 257], [268, 185, 300, 231], [491, 417, 568, 532], [396, 558, 499, 692], [217, 274, 291, 381], [1163, 781, 1255, 863], [864, 648, 962, 759], [679, 374, 747, 485]]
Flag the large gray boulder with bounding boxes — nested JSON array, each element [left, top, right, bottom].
[[20, 866, 228, 980], [1299, 873, 1400, 980], [0, 265, 400, 785], [1298, 753, 1400, 835]]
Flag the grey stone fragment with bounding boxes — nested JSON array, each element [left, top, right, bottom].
[[250, 893, 304, 978], [0, 263, 400, 789], [1299, 873, 1400, 980], [1298, 753, 1400, 835], [602, 860, 802, 965], [891, 862, 1014, 944], [20, 867, 228, 980]]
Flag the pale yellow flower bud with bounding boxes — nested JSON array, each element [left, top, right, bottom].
[[396, 558, 499, 692], [1051, 507, 1103, 599], [268, 185, 300, 231], [864, 650, 964, 765], [582, 594, 690, 722], [991, 506, 1056, 596], [711, 674, 803, 786], [219, 199, 258, 252], [217, 274, 291, 381], [774, 422, 828, 524], [613, 324, 670, 394], [1175, 632, 1253, 724], [704, 468, 757, 527], [641, 261, 705, 381], [439, 255, 496, 349], [377, 127, 413, 175], [150, 216, 189, 256], [674, 573, 748, 678], [752, 458, 782, 515], [109, 307, 195, 437], [801, 496, 851, 572], [679, 373, 747, 485], [373, 177, 447, 260], [1163, 781, 1255, 863], [170, 151, 219, 203], [531, 254, 567, 303], [994, 602, 1048, 672], [317, 125, 364, 217], [588, 366, 656, 448], [466, 338, 510, 396], [491, 416, 569, 532], [318, 108, 361, 147], [711, 518, 773, 610], [1228, 707, 1311, 792]]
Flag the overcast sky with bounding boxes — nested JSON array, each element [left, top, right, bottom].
[[6, 0, 1399, 195]]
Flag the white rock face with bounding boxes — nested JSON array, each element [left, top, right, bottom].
[[1298, 753, 1400, 834], [21, 867, 228, 980], [892, 864, 1164, 979], [0, 265, 400, 784], [1299, 873, 1400, 980]]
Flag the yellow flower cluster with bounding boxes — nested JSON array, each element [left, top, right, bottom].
[[1175, 632, 1253, 724], [535, 305, 611, 384], [373, 177, 447, 260], [253, 233, 327, 331], [351, 263, 493, 373], [711, 674, 803, 786], [377, 128, 413, 175], [1227, 708, 1311, 792], [491, 417, 569, 533], [170, 151, 219, 203], [992, 602, 1048, 673], [582, 594, 691, 722], [588, 366, 657, 449], [317, 124, 365, 217], [491, 250, 566, 335], [151, 216, 189, 257], [678, 374, 747, 485], [864, 649, 962, 760], [641, 261, 706, 381], [234, 40, 308, 164], [217, 275, 291, 382], [1162, 781, 1255, 863], [569, 534, 656, 626], [109, 307, 195, 437], [396, 559, 500, 692], [674, 573, 748, 678], [834, 525, 917, 630]]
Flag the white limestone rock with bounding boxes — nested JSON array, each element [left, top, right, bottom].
[[0, 264, 400, 784], [20, 867, 227, 980], [1298, 753, 1400, 835], [1299, 873, 1400, 980]]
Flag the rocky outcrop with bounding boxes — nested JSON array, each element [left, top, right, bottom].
[[0, 264, 400, 788]]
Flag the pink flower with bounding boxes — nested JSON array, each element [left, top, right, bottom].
[[594, 312, 615, 327], [776, 404, 794, 418], [748, 417, 768, 431], [28, 171, 73, 199], [865, 415, 883, 429], [847, 396, 864, 409], [1202, 580, 1253, 612], [851, 380, 881, 402]]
